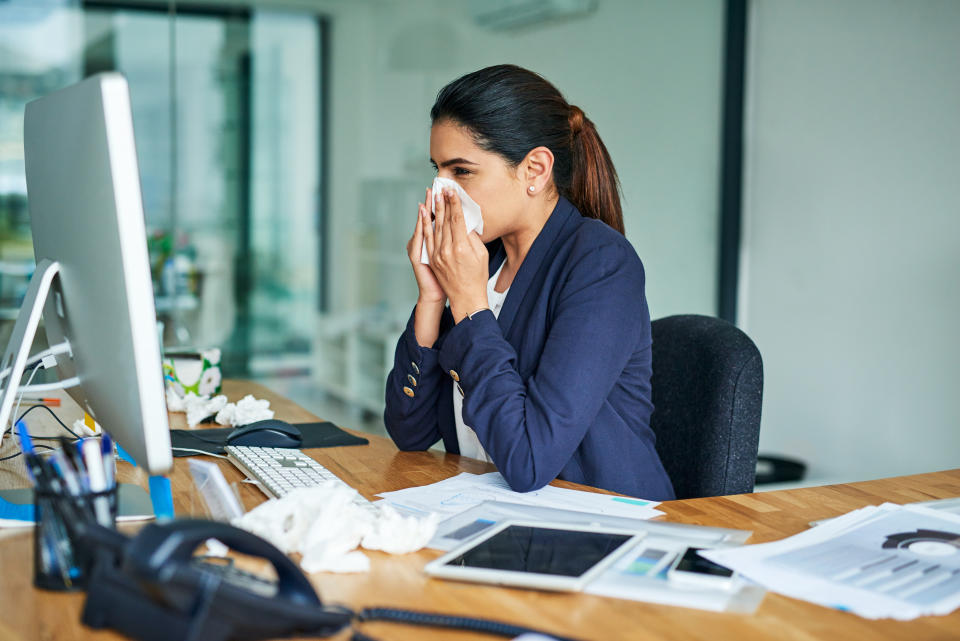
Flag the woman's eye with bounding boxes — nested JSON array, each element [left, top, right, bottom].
[[453, 167, 471, 176]]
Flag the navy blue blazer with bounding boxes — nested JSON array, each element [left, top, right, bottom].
[[383, 197, 675, 501]]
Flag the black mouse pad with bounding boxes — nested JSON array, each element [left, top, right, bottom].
[[170, 421, 369, 457]]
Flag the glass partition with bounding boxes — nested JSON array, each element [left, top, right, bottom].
[[0, 1, 322, 381]]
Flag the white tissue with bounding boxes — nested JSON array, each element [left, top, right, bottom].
[[361, 503, 439, 554], [73, 419, 99, 437], [215, 394, 275, 426], [165, 388, 186, 412], [204, 538, 230, 557], [181, 392, 228, 427], [232, 485, 438, 574], [299, 489, 376, 573], [420, 176, 483, 264], [233, 487, 328, 553], [166, 388, 274, 427]]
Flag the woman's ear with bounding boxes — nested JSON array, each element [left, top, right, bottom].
[[520, 146, 555, 195]]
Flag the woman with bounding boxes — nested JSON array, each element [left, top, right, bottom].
[[383, 64, 674, 501]]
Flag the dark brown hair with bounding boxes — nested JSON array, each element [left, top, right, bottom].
[[430, 64, 624, 234]]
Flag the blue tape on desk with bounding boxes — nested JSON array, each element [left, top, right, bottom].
[[1, 485, 155, 524], [116, 443, 136, 466], [148, 476, 174, 521], [0, 492, 35, 523]]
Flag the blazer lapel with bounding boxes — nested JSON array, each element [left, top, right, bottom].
[[495, 197, 578, 339]]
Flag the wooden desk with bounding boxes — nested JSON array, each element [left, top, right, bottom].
[[1, 381, 959, 640]]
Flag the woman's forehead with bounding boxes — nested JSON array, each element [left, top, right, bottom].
[[430, 121, 482, 158]]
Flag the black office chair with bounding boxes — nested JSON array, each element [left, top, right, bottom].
[[649, 315, 763, 499]]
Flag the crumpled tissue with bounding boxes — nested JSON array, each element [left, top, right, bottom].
[[73, 419, 99, 437], [215, 395, 274, 426], [165, 389, 274, 427], [165, 389, 228, 427], [233, 485, 438, 574], [420, 176, 483, 264]]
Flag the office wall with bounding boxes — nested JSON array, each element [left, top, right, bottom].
[[741, 0, 960, 482], [320, 0, 725, 320]]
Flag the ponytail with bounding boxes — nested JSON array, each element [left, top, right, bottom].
[[567, 105, 624, 234], [431, 65, 626, 235]]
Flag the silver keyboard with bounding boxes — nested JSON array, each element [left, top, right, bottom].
[[225, 445, 376, 513]]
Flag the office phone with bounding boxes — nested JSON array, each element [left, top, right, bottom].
[[73, 517, 587, 641]]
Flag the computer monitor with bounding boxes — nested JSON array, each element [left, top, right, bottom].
[[0, 72, 172, 474]]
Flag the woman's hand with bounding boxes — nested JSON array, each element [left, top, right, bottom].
[[407, 188, 447, 347], [426, 188, 489, 323], [406, 188, 446, 305]]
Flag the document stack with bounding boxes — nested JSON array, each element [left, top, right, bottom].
[[703, 503, 960, 620]]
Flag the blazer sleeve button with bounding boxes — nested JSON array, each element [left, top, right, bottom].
[[403, 386, 415, 397], [411, 362, 420, 375], [407, 374, 417, 387], [449, 369, 460, 382]]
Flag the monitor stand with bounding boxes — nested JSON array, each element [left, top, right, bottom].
[[0, 259, 173, 520], [0, 259, 64, 435]]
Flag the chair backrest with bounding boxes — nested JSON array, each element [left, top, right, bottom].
[[649, 315, 763, 499]]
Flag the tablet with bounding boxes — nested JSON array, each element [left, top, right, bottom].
[[423, 520, 645, 592]]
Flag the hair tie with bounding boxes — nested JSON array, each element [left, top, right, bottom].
[[568, 105, 585, 138]]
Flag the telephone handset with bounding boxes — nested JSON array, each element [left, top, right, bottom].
[[125, 519, 317, 605], [82, 519, 352, 641]]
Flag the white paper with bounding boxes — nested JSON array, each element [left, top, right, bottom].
[[702, 503, 960, 620], [419, 176, 484, 264], [376, 472, 663, 520], [429, 499, 750, 552]]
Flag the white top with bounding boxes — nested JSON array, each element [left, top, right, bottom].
[[454, 261, 509, 462]]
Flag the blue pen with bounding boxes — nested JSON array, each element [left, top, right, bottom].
[[17, 422, 74, 585], [15, 420, 33, 454], [15, 421, 46, 487], [72, 439, 90, 491], [101, 433, 116, 490]]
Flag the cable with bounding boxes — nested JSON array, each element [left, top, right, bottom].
[[7, 360, 43, 437], [0, 404, 84, 462], [18, 377, 81, 394], [0, 443, 54, 462], [0, 341, 72, 383], [15, 404, 80, 439], [356, 608, 588, 641], [171, 447, 228, 459]]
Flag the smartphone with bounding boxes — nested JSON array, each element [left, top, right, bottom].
[[666, 546, 737, 590]]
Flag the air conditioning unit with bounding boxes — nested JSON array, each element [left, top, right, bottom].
[[470, 0, 598, 31]]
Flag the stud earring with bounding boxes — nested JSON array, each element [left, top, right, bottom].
[[528, 186, 535, 193]]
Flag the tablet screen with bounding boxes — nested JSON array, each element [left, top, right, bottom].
[[443, 524, 634, 578]]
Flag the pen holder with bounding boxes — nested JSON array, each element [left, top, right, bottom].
[[33, 485, 118, 591]]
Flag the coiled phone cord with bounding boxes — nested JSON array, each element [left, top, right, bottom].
[[354, 607, 587, 641]]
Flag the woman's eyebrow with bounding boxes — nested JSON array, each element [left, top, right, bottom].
[[429, 157, 479, 168]]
